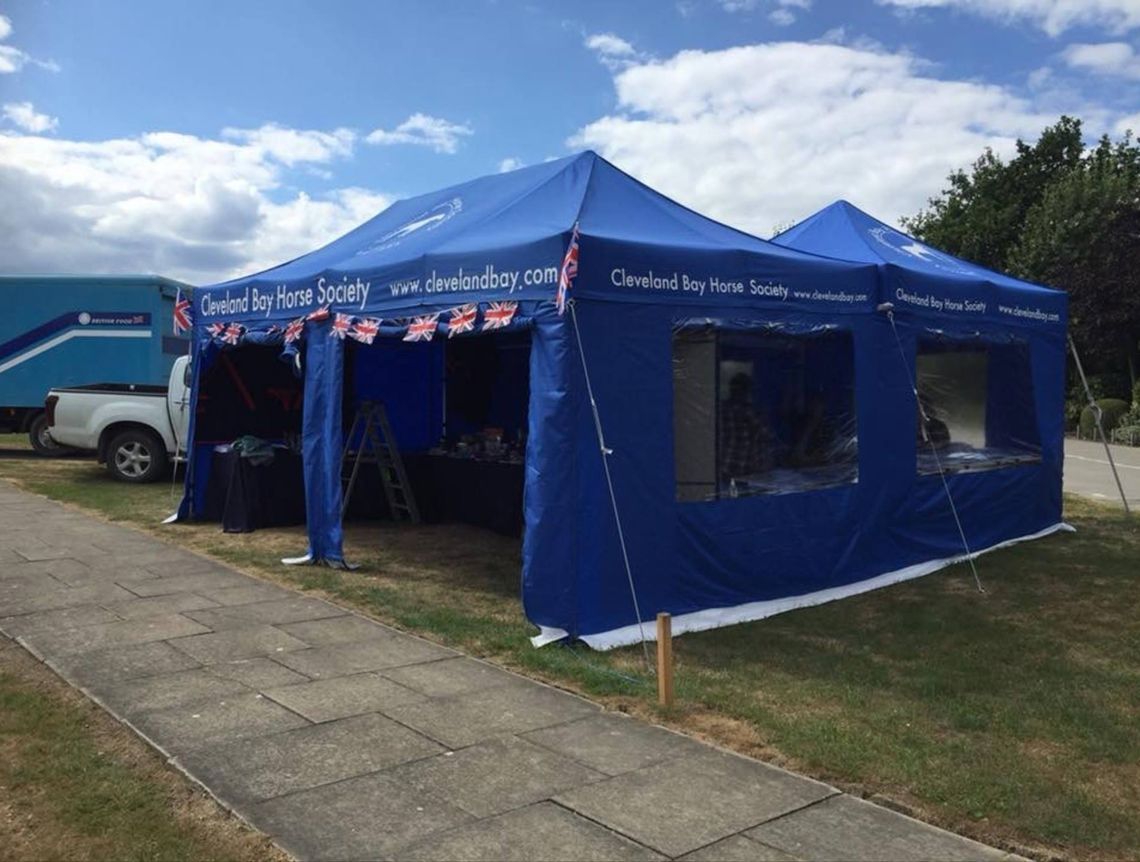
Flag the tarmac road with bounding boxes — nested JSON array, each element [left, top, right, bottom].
[[1064, 437, 1140, 509]]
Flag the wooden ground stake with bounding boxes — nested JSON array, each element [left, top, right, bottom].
[[657, 612, 674, 708]]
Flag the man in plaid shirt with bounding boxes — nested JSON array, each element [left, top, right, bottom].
[[719, 373, 773, 482]]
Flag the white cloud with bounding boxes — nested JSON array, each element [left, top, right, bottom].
[[1061, 41, 1140, 78], [0, 124, 394, 284], [769, 9, 797, 25], [1116, 111, 1140, 134], [2, 101, 57, 133], [498, 157, 524, 172], [571, 41, 1083, 236], [719, 0, 811, 17], [0, 14, 59, 73], [876, 0, 1140, 37], [365, 113, 472, 154], [584, 32, 651, 70]]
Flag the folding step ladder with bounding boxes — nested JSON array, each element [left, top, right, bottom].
[[341, 401, 420, 523]]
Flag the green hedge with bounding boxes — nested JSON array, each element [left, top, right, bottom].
[[1080, 398, 1130, 439]]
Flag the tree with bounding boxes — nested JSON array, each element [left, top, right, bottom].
[[1009, 134, 1140, 383], [902, 116, 1085, 271]]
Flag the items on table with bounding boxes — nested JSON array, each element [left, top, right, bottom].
[[428, 427, 525, 464]]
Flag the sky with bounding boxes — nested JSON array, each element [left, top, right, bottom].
[[0, 0, 1137, 285]]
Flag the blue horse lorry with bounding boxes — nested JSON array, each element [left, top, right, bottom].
[[0, 275, 189, 453]]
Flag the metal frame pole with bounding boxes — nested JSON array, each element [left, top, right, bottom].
[[1069, 334, 1130, 514]]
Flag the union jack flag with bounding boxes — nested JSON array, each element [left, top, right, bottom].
[[207, 322, 226, 338], [306, 304, 330, 322], [172, 289, 192, 335], [331, 313, 353, 339], [222, 323, 244, 346], [283, 317, 305, 345], [555, 222, 580, 315], [349, 317, 381, 345], [447, 304, 477, 338], [403, 314, 440, 342], [482, 301, 518, 331]]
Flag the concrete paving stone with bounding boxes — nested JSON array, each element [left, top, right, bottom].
[[101, 593, 220, 620], [97, 668, 251, 716], [247, 770, 472, 862], [141, 555, 240, 578], [176, 712, 443, 804], [53, 565, 158, 587], [12, 542, 86, 562], [0, 604, 121, 639], [129, 690, 310, 754], [680, 834, 799, 861], [745, 794, 1008, 862], [185, 596, 346, 631], [169, 624, 311, 663], [20, 612, 210, 657], [390, 735, 605, 819], [2, 581, 138, 617], [204, 657, 310, 689], [0, 558, 86, 581], [379, 656, 519, 698], [383, 678, 600, 749], [554, 750, 836, 859], [197, 582, 295, 606], [523, 713, 705, 777], [263, 672, 426, 722], [276, 635, 459, 680], [49, 640, 202, 687], [0, 574, 68, 608], [276, 613, 395, 647], [122, 570, 254, 597], [400, 801, 664, 862]]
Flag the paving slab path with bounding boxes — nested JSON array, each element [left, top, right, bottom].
[[0, 481, 1022, 862]]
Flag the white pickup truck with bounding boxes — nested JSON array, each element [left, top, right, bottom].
[[45, 356, 191, 483]]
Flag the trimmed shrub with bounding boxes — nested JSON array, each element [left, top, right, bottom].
[[1080, 398, 1129, 439]]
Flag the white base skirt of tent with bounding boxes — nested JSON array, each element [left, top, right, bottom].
[[532, 521, 1075, 650]]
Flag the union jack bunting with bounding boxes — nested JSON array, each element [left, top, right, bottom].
[[403, 314, 440, 342], [283, 317, 305, 345], [306, 304, 330, 322], [207, 322, 226, 338], [331, 313, 353, 339], [482, 301, 518, 331], [349, 317, 381, 345], [447, 304, 477, 338], [221, 323, 244, 346], [172, 288, 192, 335], [555, 222, 580, 315]]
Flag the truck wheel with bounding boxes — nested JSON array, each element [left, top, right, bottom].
[[107, 429, 169, 483], [29, 413, 64, 456]]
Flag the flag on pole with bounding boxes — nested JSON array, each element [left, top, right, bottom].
[[482, 301, 518, 331], [349, 318, 380, 345], [173, 289, 192, 335], [555, 222, 580, 315], [331, 313, 353, 339], [404, 314, 440, 342], [283, 317, 305, 345], [447, 304, 477, 337]]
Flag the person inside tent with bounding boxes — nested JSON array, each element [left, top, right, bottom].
[[718, 373, 774, 487]]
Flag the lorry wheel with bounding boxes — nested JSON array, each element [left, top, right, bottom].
[[29, 413, 64, 456], [107, 429, 169, 483]]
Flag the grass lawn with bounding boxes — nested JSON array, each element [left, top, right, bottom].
[[0, 639, 286, 862], [1, 452, 1137, 860], [0, 431, 31, 450]]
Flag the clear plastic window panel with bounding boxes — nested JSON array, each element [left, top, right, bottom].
[[914, 339, 1041, 476], [673, 328, 858, 501]]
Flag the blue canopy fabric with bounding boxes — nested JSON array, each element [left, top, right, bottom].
[[774, 200, 1066, 331], [180, 157, 1069, 649]]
